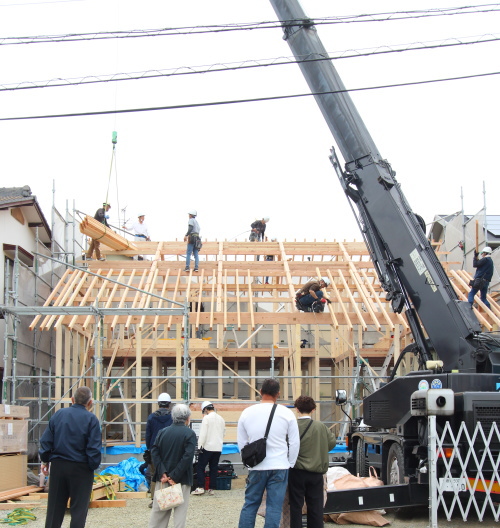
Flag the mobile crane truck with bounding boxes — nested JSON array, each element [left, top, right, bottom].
[[269, 0, 500, 512]]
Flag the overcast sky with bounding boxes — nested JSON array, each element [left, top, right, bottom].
[[1, 0, 499, 245]]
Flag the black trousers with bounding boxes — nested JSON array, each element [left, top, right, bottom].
[[45, 459, 94, 528], [288, 468, 324, 528], [196, 449, 221, 489]]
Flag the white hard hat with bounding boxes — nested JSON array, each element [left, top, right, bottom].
[[263, 217, 270, 223], [158, 393, 171, 403], [137, 213, 145, 217], [321, 276, 330, 286], [201, 400, 213, 412], [188, 209, 197, 216], [482, 246, 492, 254]]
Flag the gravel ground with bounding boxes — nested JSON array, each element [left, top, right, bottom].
[[2, 483, 498, 528]]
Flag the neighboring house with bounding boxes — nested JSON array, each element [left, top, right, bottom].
[[428, 211, 500, 297], [0, 186, 59, 455]]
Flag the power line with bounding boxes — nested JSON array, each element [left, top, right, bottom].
[[1, 4, 500, 45], [2, 33, 499, 92], [1, 69, 499, 121]]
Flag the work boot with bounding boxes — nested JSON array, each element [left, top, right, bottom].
[[207, 489, 215, 496]]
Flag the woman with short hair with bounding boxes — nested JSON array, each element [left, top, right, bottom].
[[149, 404, 197, 528], [288, 395, 336, 528]]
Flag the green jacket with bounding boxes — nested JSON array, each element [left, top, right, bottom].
[[294, 418, 336, 474]]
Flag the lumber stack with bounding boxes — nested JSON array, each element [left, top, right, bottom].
[[0, 405, 29, 493], [79, 216, 137, 251]]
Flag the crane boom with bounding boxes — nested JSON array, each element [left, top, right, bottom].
[[269, 0, 495, 373]]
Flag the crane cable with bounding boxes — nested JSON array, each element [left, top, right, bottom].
[[104, 131, 120, 224]]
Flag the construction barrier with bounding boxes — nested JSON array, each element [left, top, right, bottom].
[[429, 416, 500, 527]]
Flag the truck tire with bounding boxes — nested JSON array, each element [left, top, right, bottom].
[[386, 443, 404, 485], [355, 438, 368, 477]]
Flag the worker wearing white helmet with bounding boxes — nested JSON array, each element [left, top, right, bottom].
[[122, 213, 151, 260], [468, 246, 495, 309], [184, 210, 201, 273], [145, 392, 173, 502], [249, 217, 270, 242], [295, 277, 331, 313], [191, 401, 225, 496]]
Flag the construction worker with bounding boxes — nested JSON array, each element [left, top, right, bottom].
[[184, 209, 201, 272], [249, 217, 269, 242], [123, 213, 151, 260], [468, 246, 494, 309], [86, 203, 111, 261], [295, 277, 331, 313], [123, 213, 151, 242], [192, 401, 225, 496], [145, 393, 173, 506]]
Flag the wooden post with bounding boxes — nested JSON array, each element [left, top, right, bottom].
[[55, 327, 63, 411], [135, 331, 142, 448]]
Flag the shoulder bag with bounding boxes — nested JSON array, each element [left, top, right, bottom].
[[300, 419, 313, 440], [241, 403, 277, 468]]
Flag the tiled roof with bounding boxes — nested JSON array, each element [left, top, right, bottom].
[[0, 186, 33, 205]]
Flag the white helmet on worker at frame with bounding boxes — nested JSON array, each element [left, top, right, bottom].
[[158, 393, 171, 403], [188, 209, 197, 216], [201, 401, 214, 412], [482, 247, 492, 254], [137, 213, 145, 217], [262, 217, 270, 223], [321, 277, 330, 286]]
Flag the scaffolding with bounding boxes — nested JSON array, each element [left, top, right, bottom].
[[3, 218, 500, 460]]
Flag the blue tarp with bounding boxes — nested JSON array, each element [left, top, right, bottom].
[[102, 444, 146, 455], [329, 443, 348, 454], [100, 457, 147, 491]]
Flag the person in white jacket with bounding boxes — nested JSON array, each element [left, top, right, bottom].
[[191, 401, 225, 496]]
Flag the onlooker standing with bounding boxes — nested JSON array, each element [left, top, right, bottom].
[[249, 217, 270, 242], [39, 386, 102, 528], [86, 203, 111, 260], [468, 246, 494, 309], [237, 378, 300, 528], [192, 401, 226, 496], [146, 393, 173, 503], [184, 209, 201, 272], [288, 395, 336, 528], [149, 404, 197, 528]]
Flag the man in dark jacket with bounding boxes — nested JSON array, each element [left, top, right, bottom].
[[39, 386, 101, 528], [468, 246, 495, 309], [295, 277, 331, 312], [149, 404, 197, 528], [86, 202, 111, 260], [146, 392, 173, 503], [249, 217, 269, 242]]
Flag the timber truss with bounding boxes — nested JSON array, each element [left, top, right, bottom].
[[17, 240, 500, 444]]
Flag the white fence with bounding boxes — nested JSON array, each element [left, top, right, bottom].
[[429, 416, 500, 527]]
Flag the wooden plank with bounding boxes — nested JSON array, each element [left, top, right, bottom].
[[111, 270, 137, 331], [67, 268, 104, 330], [82, 269, 114, 331], [153, 268, 170, 331], [247, 270, 255, 330], [195, 270, 204, 330], [115, 491, 148, 499], [0, 486, 44, 502], [89, 499, 127, 508]]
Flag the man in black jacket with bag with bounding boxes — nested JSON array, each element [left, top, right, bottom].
[[468, 246, 494, 309], [149, 403, 196, 528]]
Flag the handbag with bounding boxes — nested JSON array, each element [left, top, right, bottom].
[[241, 404, 277, 468], [154, 482, 184, 511]]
